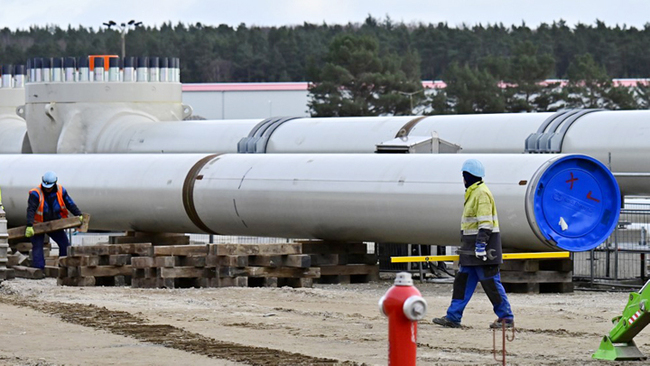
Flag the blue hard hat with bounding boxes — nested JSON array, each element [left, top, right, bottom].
[[42, 171, 57, 188], [461, 159, 485, 177]]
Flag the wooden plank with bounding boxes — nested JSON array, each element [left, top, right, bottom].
[[79, 265, 132, 277], [154, 256, 181, 268], [245, 267, 320, 278], [7, 252, 28, 267], [283, 254, 311, 268], [249, 255, 282, 268], [43, 266, 59, 278], [57, 266, 68, 278], [132, 267, 157, 279], [500, 260, 539, 272], [153, 245, 208, 257], [131, 257, 154, 269], [109, 254, 131, 266], [216, 266, 248, 277], [8, 213, 90, 239], [11, 242, 32, 252], [13, 265, 45, 279], [300, 241, 367, 255], [319, 264, 379, 276], [0, 268, 15, 280], [131, 277, 158, 288], [157, 267, 208, 278], [69, 243, 153, 256], [180, 256, 207, 267], [539, 259, 573, 272], [209, 243, 302, 256], [309, 254, 339, 266], [205, 255, 248, 268], [59, 256, 99, 267], [500, 270, 573, 284]]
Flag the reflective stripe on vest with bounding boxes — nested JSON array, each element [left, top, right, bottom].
[[461, 182, 499, 235], [30, 185, 69, 223]]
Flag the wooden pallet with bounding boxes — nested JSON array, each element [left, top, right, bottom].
[[300, 241, 379, 284], [57, 241, 379, 288], [131, 243, 318, 289], [58, 243, 153, 287], [500, 257, 573, 293]]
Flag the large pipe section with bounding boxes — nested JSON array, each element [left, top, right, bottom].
[[0, 153, 619, 252], [0, 64, 29, 153]]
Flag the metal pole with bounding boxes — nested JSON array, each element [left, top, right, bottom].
[[417, 244, 424, 283], [121, 30, 126, 59], [614, 225, 619, 280], [641, 253, 646, 282], [590, 248, 595, 285]]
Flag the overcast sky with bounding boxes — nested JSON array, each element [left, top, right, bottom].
[[1, 0, 647, 31]]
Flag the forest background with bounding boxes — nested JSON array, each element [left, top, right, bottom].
[[2, 16, 649, 116]]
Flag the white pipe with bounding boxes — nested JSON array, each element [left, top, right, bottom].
[[0, 153, 620, 252]]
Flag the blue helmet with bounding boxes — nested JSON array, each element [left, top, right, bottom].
[[42, 171, 57, 188], [461, 159, 485, 178]]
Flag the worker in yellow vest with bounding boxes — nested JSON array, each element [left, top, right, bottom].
[[432, 159, 514, 329], [25, 171, 83, 269]]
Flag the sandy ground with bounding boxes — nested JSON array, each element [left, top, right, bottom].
[[0, 276, 645, 366]]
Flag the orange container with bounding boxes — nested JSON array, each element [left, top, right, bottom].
[[89, 55, 118, 70]]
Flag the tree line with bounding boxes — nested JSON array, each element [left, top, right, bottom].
[[1, 17, 649, 115]]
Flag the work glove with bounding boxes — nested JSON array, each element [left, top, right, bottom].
[[25, 226, 34, 238], [475, 242, 487, 261], [79, 215, 84, 224]]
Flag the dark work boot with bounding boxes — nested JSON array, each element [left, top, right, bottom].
[[489, 318, 514, 329], [432, 316, 461, 328]]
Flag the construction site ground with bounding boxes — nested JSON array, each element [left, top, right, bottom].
[[0, 275, 645, 366]]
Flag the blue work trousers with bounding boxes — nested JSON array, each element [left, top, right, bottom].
[[446, 265, 513, 323], [31, 230, 70, 269]]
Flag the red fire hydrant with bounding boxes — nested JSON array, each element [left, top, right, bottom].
[[379, 272, 428, 366]]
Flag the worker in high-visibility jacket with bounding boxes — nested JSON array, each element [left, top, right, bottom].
[[432, 159, 514, 329], [25, 171, 83, 269]]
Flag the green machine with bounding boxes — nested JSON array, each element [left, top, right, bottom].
[[593, 281, 650, 360]]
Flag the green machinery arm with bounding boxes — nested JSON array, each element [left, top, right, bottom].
[[593, 280, 650, 361]]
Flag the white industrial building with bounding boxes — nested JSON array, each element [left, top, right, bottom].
[[181, 81, 447, 119], [181, 82, 311, 119]]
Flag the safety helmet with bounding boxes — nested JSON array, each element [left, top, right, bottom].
[[42, 171, 57, 189], [461, 159, 485, 178]]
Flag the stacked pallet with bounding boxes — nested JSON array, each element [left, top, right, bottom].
[[59, 242, 319, 288], [301, 241, 379, 284], [500, 257, 573, 293], [57, 240, 379, 288], [58, 243, 153, 286]]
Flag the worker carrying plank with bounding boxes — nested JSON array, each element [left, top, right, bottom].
[[25, 171, 83, 269], [432, 159, 515, 329]]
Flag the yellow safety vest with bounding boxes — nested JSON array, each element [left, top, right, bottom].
[[461, 181, 499, 236]]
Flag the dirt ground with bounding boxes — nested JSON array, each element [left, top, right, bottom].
[[0, 276, 645, 366]]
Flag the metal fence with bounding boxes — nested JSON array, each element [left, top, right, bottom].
[[573, 207, 650, 283]]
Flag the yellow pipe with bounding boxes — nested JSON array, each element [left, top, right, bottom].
[[391, 251, 571, 263]]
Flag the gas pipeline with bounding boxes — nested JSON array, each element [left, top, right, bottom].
[[0, 153, 619, 252], [1, 57, 647, 199]]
